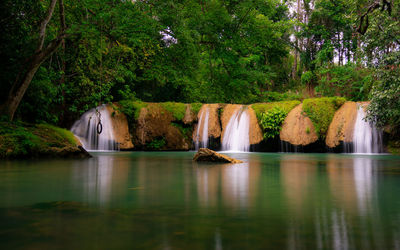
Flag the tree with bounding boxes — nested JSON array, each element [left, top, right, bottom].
[[0, 0, 66, 121]]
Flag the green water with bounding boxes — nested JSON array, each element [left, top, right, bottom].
[[1, 152, 400, 249]]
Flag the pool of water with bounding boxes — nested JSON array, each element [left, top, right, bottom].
[[1, 152, 400, 249]]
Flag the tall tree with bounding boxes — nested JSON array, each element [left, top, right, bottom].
[[0, 0, 66, 120]]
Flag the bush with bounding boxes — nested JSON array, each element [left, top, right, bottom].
[[147, 137, 166, 150], [302, 97, 346, 137], [259, 107, 288, 139], [259, 91, 301, 102], [252, 100, 300, 120]]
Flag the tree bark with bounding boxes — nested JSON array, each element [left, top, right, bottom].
[[0, 0, 65, 120]]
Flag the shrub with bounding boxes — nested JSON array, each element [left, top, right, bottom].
[[302, 97, 346, 137], [252, 100, 300, 120], [147, 137, 166, 150], [259, 107, 288, 139]]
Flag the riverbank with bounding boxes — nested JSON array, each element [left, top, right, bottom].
[[0, 122, 90, 159]]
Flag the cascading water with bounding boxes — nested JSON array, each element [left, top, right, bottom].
[[222, 106, 250, 152], [352, 104, 383, 154], [195, 106, 210, 149], [71, 105, 118, 151]]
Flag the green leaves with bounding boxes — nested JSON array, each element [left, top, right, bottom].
[[259, 107, 288, 139]]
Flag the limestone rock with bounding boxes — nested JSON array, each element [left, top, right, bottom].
[[280, 104, 318, 146], [192, 104, 222, 143], [193, 148, 243, 163], [248, 107, 263, 145], [182, 104, 196, 124], [220, 104, 263, 146], [326, 102, 357, 148], [134, 103, 191, 150], [106, 105, 134, 150]]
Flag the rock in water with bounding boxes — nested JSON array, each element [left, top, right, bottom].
[[193, 148, 243, 163]]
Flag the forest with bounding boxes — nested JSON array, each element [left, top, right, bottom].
[[0, 0, 399, 137]]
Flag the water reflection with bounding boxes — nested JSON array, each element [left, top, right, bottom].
[[72, 154, 129, 207], [1, 152, 400, 249], [194, 160, 260, 212]]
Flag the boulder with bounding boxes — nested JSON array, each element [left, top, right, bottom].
[[134, 103, 191, 150], [106, 105, 134, 150], [248, 106, 263, 145], [280, 104, 318, 146], [326, 102, 357, 148], [193, 148, 243, 163], [182, 104, 196, 124]]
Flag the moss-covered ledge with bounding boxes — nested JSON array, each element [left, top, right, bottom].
[[0, 122, 91, 159]]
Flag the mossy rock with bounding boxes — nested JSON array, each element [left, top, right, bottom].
[[302, 97, 346, 138], [251, 100, 301, 120], [0, 122, 89, 159]]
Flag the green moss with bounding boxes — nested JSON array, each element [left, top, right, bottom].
[[302, 97, 346, 138], [252, 101, 300, 139], [119, 100, 148, 121], [388, 140, 400, 155], [172, 122, 193, 140], [0, 122, 79, 158], [252, 100, 300, 120], [147, 137, 166, 150], [190, 103, 203, 115], [160, 102, 186, 121]]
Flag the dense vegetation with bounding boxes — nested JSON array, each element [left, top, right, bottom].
[[0, 122, 84, 158], [0, 0, 399, 139]]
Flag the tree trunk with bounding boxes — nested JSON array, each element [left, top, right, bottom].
[[1, 35, 65, 120], [0, 0, 65, 121]]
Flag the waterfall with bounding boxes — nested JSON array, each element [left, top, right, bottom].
[[352, 104, 383, 154], [222, 106, 250, 152], [195, 106, 210, 149], [71, 105, 118, 151]]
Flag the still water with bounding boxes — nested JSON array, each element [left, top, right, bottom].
[[1, 152, 400, 249]]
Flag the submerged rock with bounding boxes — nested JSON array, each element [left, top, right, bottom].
[[280, 104, 318, 146], [193, 148, 243, 163]]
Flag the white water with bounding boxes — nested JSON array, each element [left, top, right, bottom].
[[71, 105, 118, 151], [195, 106, 209, 149], [352, 104, 383, 154], [222, 106, 250, 152]]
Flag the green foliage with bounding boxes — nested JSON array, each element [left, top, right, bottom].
[[172, 122, 193, 140], [147, 137, 166, 150], [252, 100, 300, 139], [190, 103, 203, 115], [252, 100, 300, 120], [315, 64, 373, 101], [259, 91, 302, 102], [302, 97, 346, 137], [366, 52, 400, 134], [301, 71, 315, 86], [0, 122, 77, 158], [161, 102, 186, 121], [259, 107, 288, 139], [119, 100, 148, 121]]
